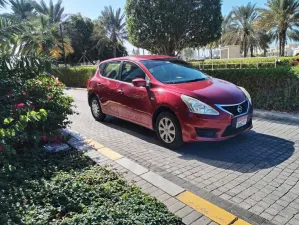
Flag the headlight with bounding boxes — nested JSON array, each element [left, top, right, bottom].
[[181, 94, 219, 115], [239, 87, 252, 104]]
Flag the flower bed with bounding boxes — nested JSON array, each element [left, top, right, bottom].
[[0, 148, 182, 225]]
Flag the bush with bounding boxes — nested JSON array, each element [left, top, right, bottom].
[[0, 148, 182, 225], [205, 67, 299, 113], [55, 66, 96, 88], [0, 73, 74, 155], [190, 57, 295, 69]]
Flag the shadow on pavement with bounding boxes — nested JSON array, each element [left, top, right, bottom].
[[102, 116, 295, 173]]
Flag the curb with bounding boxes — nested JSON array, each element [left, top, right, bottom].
[[63, 129, 264, 225], [254, 109, 299, 124]]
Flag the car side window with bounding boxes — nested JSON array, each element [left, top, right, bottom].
[[121, 61, 146, 83], [102, 61, 121, 80]]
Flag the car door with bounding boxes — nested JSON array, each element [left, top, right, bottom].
[[117, 61, 154, 129], [96, 61, 122, 117]]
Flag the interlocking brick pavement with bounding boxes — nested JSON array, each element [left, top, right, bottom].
[[67, 89, 299, 225]]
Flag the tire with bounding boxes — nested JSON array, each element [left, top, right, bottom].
[[155, 111, 184, 149], [90, 96, 106, 122]]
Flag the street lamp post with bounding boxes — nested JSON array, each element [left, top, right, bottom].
[[59, 23, 67, 68]]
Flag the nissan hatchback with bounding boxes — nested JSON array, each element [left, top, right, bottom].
[[87, 56, 253, 148]]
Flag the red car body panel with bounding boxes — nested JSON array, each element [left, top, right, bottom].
[[88, 56, 253, 143]]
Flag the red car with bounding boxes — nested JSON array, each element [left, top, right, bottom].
[[87, 55, 253, 148]]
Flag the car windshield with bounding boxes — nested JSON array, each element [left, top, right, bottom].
[[141, 59, 208, 84]]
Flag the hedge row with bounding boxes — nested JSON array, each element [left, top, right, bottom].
[[206, 67, 299, 113], [55, 66, 97, 88], [54, 66, 299, 113], [190, 57, 295, 69]]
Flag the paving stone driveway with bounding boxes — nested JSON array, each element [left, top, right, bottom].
[[67, 89, 299, 225]]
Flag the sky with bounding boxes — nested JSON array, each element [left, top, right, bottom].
[[0, 0, 268, 53]]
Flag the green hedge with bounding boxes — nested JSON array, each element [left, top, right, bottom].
[[205, 67, 299, 113], [54, 66, 97, 88], [55, 66, 299, 113], [190, 57, 295, 69]]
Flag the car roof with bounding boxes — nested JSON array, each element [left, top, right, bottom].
[[100, 55, 176, 63]]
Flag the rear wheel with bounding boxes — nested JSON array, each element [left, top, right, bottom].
[[90, 96, 106, 122], [156, 111, 183, 149]]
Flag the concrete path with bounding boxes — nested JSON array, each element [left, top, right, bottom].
[[67, 89, 299, 225]]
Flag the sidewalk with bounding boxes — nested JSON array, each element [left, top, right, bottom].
[[65, 129, 274, 225]]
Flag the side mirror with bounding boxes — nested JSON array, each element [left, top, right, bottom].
[[132, 78, 147, 87]]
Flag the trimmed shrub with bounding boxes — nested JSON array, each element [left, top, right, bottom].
[[55, 66, 97, 88], [205, 67, 299, 113], [190, 57, 295, 69]]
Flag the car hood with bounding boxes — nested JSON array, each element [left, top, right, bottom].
[[167, 78, 246, 105]]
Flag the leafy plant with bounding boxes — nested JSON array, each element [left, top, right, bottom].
[[0, 148, 182, 225]]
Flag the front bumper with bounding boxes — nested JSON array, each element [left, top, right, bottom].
[[178, 105, 253, 142]]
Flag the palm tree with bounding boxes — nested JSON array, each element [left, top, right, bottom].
[[227, 3, 259, 58], [0, 0, 7, 7], [94, 6, 127, 57], [9, 0, 35, 20], [33, 0, 65, 23], [258, 0, 299, 56], [19, 15, 73, 58]]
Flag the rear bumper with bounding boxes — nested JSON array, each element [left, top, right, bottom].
[[177, 105, 253, 142]]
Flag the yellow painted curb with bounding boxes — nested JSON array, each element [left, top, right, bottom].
[[177, 191, 237, 225], [232, 219, 251, 225], [96, 147, 123, 160], [84, 139, 104, 149]]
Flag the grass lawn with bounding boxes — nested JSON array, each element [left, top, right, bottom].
[[0, 148, 182, 225]]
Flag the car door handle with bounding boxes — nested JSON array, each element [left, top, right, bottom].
[[117, 89, 124, 94]]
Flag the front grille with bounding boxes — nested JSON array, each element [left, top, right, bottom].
[[195, 128, 218, 138], [221, 100, 249, 116], [222, 119, 252, 137]]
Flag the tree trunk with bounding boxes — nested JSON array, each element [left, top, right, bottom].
[[279, 34, 282, 56], [250, 44, 254, 57], [263, 48, 267, 57], [113, 42, 117, 57], [210, 48, 213, 59], [243, 34, 247, 58], [281, 31, 286, 56]]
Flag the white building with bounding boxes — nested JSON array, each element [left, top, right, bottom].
[[219, 45, 241, 59]]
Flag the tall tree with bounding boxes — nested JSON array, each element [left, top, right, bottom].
[[33, 0, 65, 23], [9, 0, 35, 19], [126, 0, 222, 56], [19, 15, 73, 58], [94, 6, 127, 57], [227, 3, 259, 57], [64, 13, 97, 63], [0, 0, 7, 7], [258, 0, 299, 56]]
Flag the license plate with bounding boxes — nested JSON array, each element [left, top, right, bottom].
[[236, 115, 248, 128]]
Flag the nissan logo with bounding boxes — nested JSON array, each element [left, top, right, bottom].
[[237, 105, 243, 113]]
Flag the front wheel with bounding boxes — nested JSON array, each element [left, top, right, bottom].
[[90, 96, 106, 122], [156, 112, 183, 149]]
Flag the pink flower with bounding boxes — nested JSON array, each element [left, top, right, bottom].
[[57, 81, 61, 86], [47, 84, 51, 87], [31, 105, 35, 110], [16, 103, 25, 108], [0, 145, 3, 152], [23, 92, 27, 96], [47, 96, 52, 100], [42, 135, 47, 142]]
